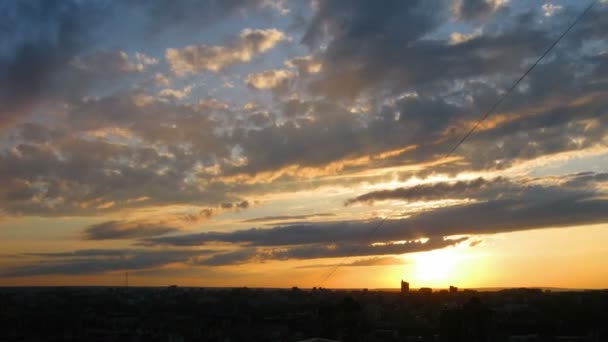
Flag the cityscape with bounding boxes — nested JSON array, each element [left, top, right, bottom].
[[1, 283, 606, 341]]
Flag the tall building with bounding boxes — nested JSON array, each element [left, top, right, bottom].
[[401, 280, 410, 294]]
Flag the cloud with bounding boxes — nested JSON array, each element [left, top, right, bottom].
[[344, 177, 511, 205], [136, 0, 267, 34], [194, 237, 465, 265], [166, 28, 286, 75], [0, 1, 109, 128], [195, 248, 259, 266], [297, 0, 605, 108], [0, 93, 248, 216], [220, 4, 608, 178], [5, 170, 608, 272], [261, 0, 290, 15], [71, 50, 158, 74], [284, 55, 322, 74], [295, 256, 408, 268], [0, 0, 271, 129], [2, 240, 451, 274], [1, 0, 607, 231], [245, 69, 294, 90], [153, 73, 171, 86], [83, 202, 251, 240], [84, 220, 180, 240], [158, 85, 193, 99], [452, 0, 507, 22], [26, 249, 137, 258], [449, 29, 483, 45], [542, 3, 563, 17], [469, 239, 483, 247], [145, 175, 608, 248], [301, 0, 452, 98], [1, 249, 214, 277], [242, 212, 336, 223], [220, 200, 250, 210], [563, 172, 608, 188]]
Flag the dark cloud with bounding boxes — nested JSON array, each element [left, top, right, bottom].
[[0, 1, 108, 128], [1, 240, 445, 275], [5, 170, 608, 273], [458, 92, 608, 171], [299, 0, 554, 99], [0, 94, 253, 216], [242, 212, 336, 223], [84, 220, 180, 240], [145, 175, 608, 248], [194, 237, 465, 266], [83, 202, 255, 240], [345, 177, 510, 205], [469, 239, 483, 247], [302, 0, 446, 98], [226, 27, 608, 178], [26, 249, 134, 258], [138, 0, 266, 34], [228, 100, 422, 175], [563, 172, 608, 188], [2, 249, 215, 277], [302, 0, 445, 50], [0, 0, 267, 128], [196, 248, 259, 266], [220, 201, 250, 210], [269, 238, 465, 261]]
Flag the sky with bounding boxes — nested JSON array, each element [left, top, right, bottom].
[[1, 0, 608, 289]]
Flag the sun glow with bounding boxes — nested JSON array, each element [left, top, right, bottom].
[[412, 248, 461, 286]]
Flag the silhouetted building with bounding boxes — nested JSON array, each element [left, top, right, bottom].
[[450, 285, 458, 293], [401, 280, 410, 294]]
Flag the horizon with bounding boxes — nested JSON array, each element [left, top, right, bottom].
[[1, 0, 608, 290], [1, 285, 605, 292]]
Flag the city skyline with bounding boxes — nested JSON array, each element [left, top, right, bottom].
[[1, 0, 608, 289]]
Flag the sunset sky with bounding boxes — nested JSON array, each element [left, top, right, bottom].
[[1, 0, 608, 289]]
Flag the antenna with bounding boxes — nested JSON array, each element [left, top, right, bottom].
[[122, 251, 129, 289]]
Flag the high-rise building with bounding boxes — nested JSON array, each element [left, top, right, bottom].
[[401, 280, 410, 294]]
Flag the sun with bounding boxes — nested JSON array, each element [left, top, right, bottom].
[[412, 248, 460, 286]]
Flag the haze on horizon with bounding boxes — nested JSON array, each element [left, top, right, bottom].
[[1, 0, 607, 290]]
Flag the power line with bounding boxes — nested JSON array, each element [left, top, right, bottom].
[[445, 0, 598, 158], [318, 0, 598, 287]]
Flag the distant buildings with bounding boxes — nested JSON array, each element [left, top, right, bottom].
[[1, 286, 606, 341], [449, 285, 458, 293], [401, 280, 410, 294], [418, 287, 432, 295]]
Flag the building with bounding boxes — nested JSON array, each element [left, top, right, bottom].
[[401, 280, 410, 294], [449, 285, 458, 293]]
